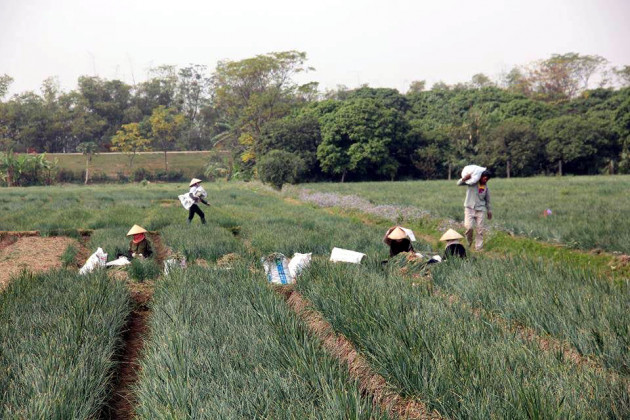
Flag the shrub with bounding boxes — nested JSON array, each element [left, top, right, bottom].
[[257, 149, 303, 190], [116, 171, 130, 183], [155, 169, 184, 182], [132, 167, 152, 182], [56, 168, 80, 183]]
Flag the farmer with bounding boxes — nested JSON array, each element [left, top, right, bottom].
[[187, 178, 209, 224], [440, 228, 467, 259], [383, 226, 415, 258], [457, 170, 492, 250], [127, 224, 152, 259]]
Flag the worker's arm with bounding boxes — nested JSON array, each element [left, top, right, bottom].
[[200, 198, 209, 206], [486, 189, 492, 219], [457, 173, 472, 186]]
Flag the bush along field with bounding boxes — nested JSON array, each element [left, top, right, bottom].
[[0, 182, 628, 418]]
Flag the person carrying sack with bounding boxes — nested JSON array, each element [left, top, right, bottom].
[[457, 169, 492, 250], [187, 178, 209, 224], [127, 224, 153, 259]]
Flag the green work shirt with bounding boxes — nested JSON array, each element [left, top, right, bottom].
[[129, 238, 152, 258], [457, 179, 491, 212]]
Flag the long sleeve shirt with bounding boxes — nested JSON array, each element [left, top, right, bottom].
[[457, 179, 491, 212]]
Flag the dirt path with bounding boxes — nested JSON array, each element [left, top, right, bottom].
[[103, 232, 167, 419], [0, 233, 80, 290]]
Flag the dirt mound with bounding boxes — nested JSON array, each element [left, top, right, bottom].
[[0, 235, 79, 290]]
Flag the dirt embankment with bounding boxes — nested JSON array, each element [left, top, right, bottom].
[[0, 234, 81, 290]]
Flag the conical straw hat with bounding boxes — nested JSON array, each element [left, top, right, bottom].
[[127, 224, 148, 236], [440, 228, 464, 241], [189, 178, 202, 187], [387, 227, 408, 240]]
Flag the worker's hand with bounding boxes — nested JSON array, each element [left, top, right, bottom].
[[463, 173, 472, 181], [487, 211, 493, 220], [132, 252, 137, 258], [204, 202, 210, 206]]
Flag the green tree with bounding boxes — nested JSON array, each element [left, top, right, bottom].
[[211, 51, 314, 167], [111, 122, 151, 169], [0, 74, 14, 99], [149, 105, 185, 170], [613, 66, 630, 87], [482, 117, 541, 177], [76, 141, 98, 184], [528, 53, 608, 101], [318, 98, 406, 181], [257, 149, 302, 190], [259, 113, 322, 180], [540, 115, 610, 175]]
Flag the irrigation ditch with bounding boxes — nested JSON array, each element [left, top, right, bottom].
[[102, 231, 167, 419]]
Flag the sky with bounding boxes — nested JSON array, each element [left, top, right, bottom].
[[1, 0, 629, 96]]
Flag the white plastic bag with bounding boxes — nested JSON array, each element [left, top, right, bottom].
[[261, 253, 294, 284], [105, 256, 131, 267], [461, 165, 487, 185], [178, 193, 195, 210], [400, 227, 416, 242], [288, 252, 312, 278], [164, 256, 187, 275], [329, 247, 366, 264], [79, 247, 108, 275]]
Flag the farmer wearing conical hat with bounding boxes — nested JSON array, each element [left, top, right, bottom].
[[127, 225, 152, 259], [440, 229, 467, 259], [383, 226, 415, 258], [187, 178, 209, 225], [457, 170, 492, 250]]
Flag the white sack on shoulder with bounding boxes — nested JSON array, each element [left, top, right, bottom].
[[461, 165, 487, 185], [79, 247, 108, 275], [330, 247, 366, 264], [288, 252, 312, 278]]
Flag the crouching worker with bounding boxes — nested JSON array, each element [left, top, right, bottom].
[[383, 226, 415, 258], [440, 229, 466, 259], [188, 178, 209, 225], [127, 224, 152, 259]]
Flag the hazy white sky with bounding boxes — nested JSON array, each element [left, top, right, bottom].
[[1, 0, 629, 96]]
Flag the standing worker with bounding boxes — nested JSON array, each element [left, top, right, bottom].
[[457, 170, 492, 250], [187, 178, 209, 225]]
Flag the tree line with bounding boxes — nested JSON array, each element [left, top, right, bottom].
[[1, 51, 629, 187]]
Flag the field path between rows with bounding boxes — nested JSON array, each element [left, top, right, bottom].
[[103, 232, 166, 419]]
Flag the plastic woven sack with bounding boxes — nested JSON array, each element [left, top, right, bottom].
[[178, 193, 195, 210], [461, 165, 487, 185], [288, 252, 312, 278], [79, 247, 108, 275], [329, 247, 366, 264], [261, 253, 294, 284]]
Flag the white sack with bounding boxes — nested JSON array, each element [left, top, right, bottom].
[[329, 247, 366, 264], [261, 253, 295, 285], [164, 256, 187, 275], [178, 193, 195, 210], [79, 247, 108, 275], [288, 252, 312, 278], [400, 227, 416, 242], [461, 165, 487, 185], [105, 256, 131, 267]]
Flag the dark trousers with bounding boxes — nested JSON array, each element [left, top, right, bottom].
[[188, 204, 205, 223]]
